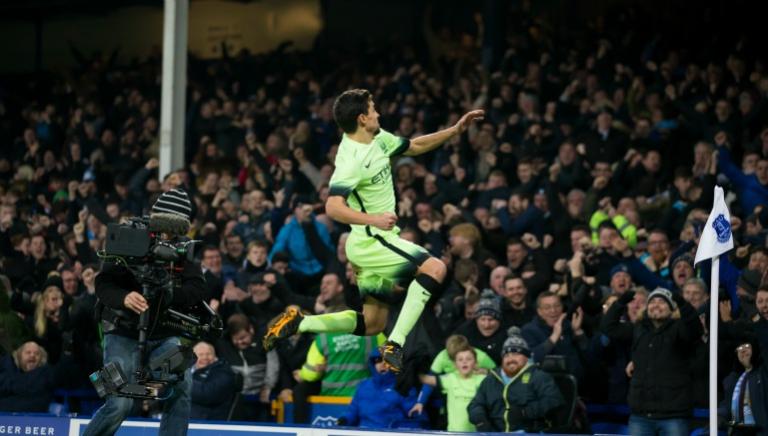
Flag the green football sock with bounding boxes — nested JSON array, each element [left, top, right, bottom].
[[298, 309, 358, 333], [388, 279, 431, 346]]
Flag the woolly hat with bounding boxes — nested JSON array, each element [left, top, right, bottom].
[[151, 188, 192, 222], [671, 254, 694, 271], [648, 287, 677, 311], [610, 263, 630, 279], [502, 326, 530, 357], [476, 289, 502, 321]]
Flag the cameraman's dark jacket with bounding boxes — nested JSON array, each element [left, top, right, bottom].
[[603, 295, 702, 418], [95, 261, 207, 339]]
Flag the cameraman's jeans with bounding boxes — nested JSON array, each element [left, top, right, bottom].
[[84, 334, 192, 436]]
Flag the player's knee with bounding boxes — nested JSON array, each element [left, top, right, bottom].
[[421, 257, 447, 282]]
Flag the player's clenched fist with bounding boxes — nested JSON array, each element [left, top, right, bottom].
[[371, 212, 397, 231]]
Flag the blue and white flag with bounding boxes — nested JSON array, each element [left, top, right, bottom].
[[694, 186, 734, 265]]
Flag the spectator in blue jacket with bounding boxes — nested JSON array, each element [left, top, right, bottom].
[[269, 197, 333, 282], [715, 132, 768, 214], [191, 341, 239, 421], [0, 341, 56, 412], [336, 348, 425, 429]]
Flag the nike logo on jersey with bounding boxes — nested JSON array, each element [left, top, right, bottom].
[[364, 161, 372, 168]]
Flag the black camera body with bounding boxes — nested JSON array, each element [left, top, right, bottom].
[[90, 216, 222, 400], [105, 217, 197, 265]]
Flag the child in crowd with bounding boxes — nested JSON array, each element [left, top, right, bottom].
[[413, 343, 487, 431]]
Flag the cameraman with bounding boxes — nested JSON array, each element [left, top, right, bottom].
[[85, 189, 206, 436]]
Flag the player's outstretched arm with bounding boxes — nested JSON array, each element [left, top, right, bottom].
[[405, 109, 485, 157], [326, 196, 397, 231]]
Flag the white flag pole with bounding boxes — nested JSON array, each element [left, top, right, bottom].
[[709, 256, 719, 436]]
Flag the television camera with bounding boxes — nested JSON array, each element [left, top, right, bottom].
[[89, 216, 222, 400]]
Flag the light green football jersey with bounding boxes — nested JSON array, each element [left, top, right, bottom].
[[440, 372, 486, 432], [328, 129, 410, 238]]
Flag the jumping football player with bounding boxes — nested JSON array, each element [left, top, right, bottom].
[[264, 88, 484, 372]]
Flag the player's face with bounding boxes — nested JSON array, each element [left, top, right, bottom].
[[361, 100, 380, 133]]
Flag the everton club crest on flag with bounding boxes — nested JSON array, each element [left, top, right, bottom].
[[694, 186, 734, 265], [712, 214, 731, 243]]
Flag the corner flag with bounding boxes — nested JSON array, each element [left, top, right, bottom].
[[694, 185, 734, 436], [694, 185, 734, 265]]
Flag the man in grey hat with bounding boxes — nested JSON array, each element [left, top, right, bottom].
[[468, 327, 563, 432], [456, 290, 507, 364], [606, 287, 702, 436]]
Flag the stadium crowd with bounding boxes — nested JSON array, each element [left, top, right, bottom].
[[1, 1, 767, 433]]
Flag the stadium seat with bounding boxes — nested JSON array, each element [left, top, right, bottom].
[[548, 372, 579, 432]]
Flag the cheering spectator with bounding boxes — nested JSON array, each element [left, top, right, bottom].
[[416, 345, 487, 431], [499, 275, 536, 327], [191, 341, 238, 421], [607, 288, 702, 435], [269, 196, 333, 287], [468, 327, 563, 432], [0, 341, 57, 412], [456, 290, 507, 364], [215, 314, 277, 421], [522, 291, 588, 381]]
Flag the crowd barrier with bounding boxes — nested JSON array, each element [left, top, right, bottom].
[[0, 415, 550, 436], [36, 388, 714, 435]]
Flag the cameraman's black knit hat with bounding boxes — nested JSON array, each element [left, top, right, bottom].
[[151, 189, 192, 222]]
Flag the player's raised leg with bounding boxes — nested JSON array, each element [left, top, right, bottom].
[[380, 257, 447, 372], [263, 305, 366, 351]]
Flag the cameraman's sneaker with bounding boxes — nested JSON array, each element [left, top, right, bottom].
[[263, 307, 304, 351], [379, 340, 404, 373]]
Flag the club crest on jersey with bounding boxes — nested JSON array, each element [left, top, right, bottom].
[[712, 214, 731, 243]]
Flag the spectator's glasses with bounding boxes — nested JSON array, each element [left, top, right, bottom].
[[736, 344, 751, 352]]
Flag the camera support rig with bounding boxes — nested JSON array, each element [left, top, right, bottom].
[[89, 219, 222, 400]]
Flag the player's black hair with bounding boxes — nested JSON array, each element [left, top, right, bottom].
[[333, 89, 372, 134]]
